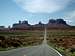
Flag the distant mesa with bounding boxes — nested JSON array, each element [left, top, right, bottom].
[[48, 19, 67, 25], [31, 21, 44, 30], [0, 18, 72, 31], [11, 19, 70, 30], [32, 21, 44, 28], [12, 20, 30, 30], [0, 26, 5, 30], [47, 19, 69, 28]]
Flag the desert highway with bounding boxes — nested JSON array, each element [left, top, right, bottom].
[[0, 29, 62, 56]]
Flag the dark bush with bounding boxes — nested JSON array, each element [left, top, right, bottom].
[[0, 36, 5, 40], [70, 48, 75, 53]]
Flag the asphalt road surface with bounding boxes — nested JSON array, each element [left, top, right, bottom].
[[0, 29, 62, 56]]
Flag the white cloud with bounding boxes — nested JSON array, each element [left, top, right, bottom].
[[13, 0, 71, 13], [64, 10, 75, 20], [68, 11, 75, 19], [64, 10, 75, 25]]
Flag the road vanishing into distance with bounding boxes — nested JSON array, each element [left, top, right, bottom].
[[0, 29, 62, 56]]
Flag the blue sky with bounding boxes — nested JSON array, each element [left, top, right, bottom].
[[0, 0, 75, 27]]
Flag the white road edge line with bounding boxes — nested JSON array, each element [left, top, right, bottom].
[[48, 45, 63, 56], [45, 28, 62, 56]]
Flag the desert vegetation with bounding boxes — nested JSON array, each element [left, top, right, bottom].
[[47, 29, 75, 56], [0, 30, 44, 51], [0, 28, 75, 56]]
